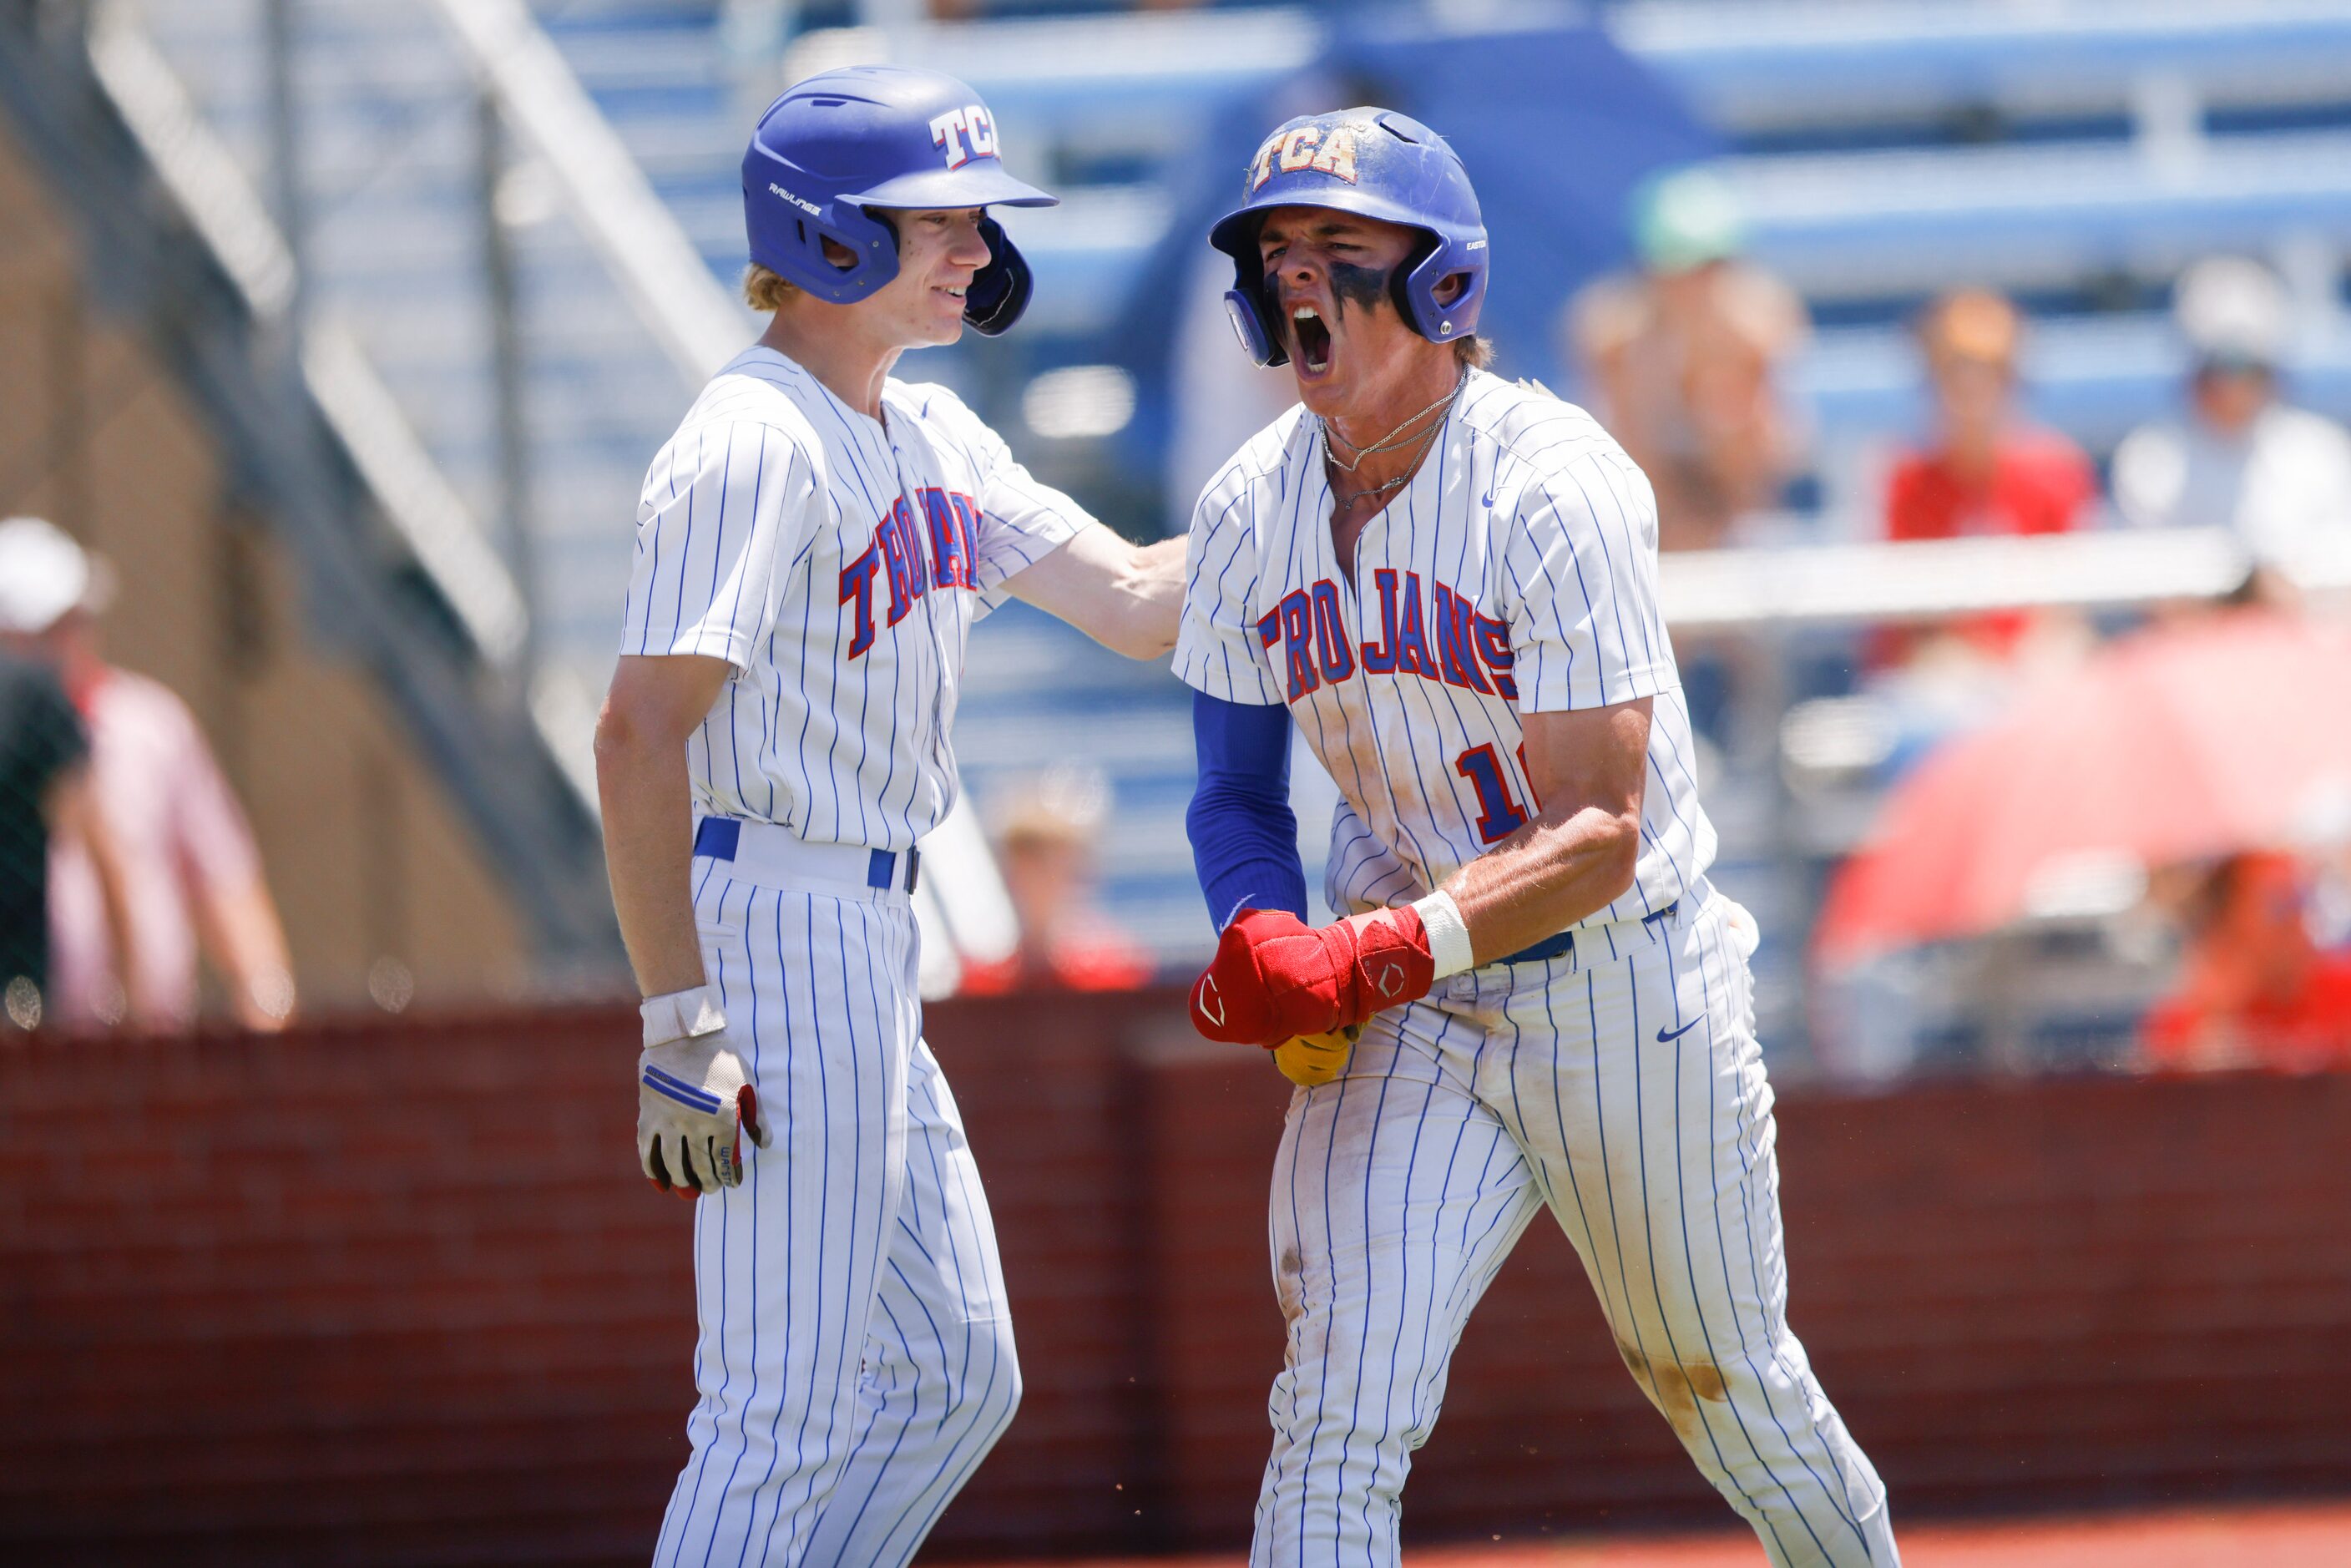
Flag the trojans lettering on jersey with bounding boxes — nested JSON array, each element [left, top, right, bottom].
[[1256, 571, 1519, 703], [1173, 370, 1715, 930], [621, 353, 1083, 851], [840, 487, 983, 658]]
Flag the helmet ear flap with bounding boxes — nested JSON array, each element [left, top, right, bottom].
[[1395, 233, 1484, 346], [963, 215, 1033, 336], [746, 192, 901, 304], [1389, 230, 1440, 337], [1217, 221, 1288, 368], [1223, 284, 1287, 368]]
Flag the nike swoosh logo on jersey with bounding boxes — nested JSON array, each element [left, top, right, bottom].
[[1656, 1018, 1703, 1044]]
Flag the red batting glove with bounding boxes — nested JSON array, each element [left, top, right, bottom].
[[1189, 906, 1437, 1047]]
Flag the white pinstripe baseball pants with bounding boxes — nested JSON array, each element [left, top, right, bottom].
[[1253, 892, 1897, 1567], [654, 873, 1020, 1568]]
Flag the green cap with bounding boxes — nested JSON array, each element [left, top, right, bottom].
[[1632, 165, 1746, 272]]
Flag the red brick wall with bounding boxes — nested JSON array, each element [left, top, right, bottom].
[[1130, 1052, 2351, 1550], [3, 994, 2348, 1563], [0, 1008, 685, 1565]]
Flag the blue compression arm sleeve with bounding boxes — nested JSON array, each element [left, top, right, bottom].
[[1187, 690, 1310, 931]]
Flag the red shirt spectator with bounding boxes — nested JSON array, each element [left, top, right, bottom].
[[2143, 957, 2351, 1071], [1884, 428, 2095, 546], [957, 937, 1152, 997], [2142, 851, 2351, 1073], [1875, 289, 2097, 664], [959, 768, 1151, 996]]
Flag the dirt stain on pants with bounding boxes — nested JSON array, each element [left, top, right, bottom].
[[1619, 1339, 1730, 1441]]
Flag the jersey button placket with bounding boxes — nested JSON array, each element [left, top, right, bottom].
[[888, 434, 955, 787]]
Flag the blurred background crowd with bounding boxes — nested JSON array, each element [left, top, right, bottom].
[[3, 0, 2349, 1088]]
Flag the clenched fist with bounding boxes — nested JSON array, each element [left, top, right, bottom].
[[1190, 906, 1436, 1048], [1274, 1024, 1361, 1087]]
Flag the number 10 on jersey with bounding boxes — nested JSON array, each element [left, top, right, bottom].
[[1454, 743, 1538, 842]]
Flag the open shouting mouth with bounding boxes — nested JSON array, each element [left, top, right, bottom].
[[1291, 304, 1333, 377]]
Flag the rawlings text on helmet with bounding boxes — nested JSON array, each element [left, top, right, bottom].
[[766, 183, 822, 219], [929, 104, 999, 169], [1248, 122, 1362, 192]]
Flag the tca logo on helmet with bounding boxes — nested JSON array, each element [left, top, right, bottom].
[[1248, 122, 1361, 193], [929, 104, 999, 169]]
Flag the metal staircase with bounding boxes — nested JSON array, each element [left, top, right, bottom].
[[0, 0, 622, 970]]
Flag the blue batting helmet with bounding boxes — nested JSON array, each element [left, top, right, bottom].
[[742, 65, 1055, 336], [1209, 108, 1489, 368]]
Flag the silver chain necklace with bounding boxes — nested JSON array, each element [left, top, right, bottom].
[[1328, 415, 1450, 507], [1320, 370, 1468, 474]]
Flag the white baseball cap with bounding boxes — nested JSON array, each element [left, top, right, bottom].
[[2175, 256, 2288, 368], [0, 516, 113, 634]]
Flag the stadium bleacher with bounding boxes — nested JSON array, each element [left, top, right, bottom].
[[132, 0, 708, 712], [122, 0, 2351, 1060]]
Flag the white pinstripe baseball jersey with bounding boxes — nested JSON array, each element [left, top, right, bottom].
[[1175, 371, 1895, 1566], [1175, 369, 1716, 930], [622, 346, 1085, 850], [628, 344, 1091, 1566]]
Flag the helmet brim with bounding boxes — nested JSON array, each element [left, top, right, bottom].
[[1210, 185, 1459, 260], [849, 164, 1058, 212]]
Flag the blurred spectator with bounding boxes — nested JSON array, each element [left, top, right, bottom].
[[2305, 789, 2351, 953], [1570, 165, 1809, 551], [0, 518, 295, 1033], [2113, 257, 2351, 569], [0, 645, 127, 1030], [958, 767, 1150, 995], [2141, 849, 2351, 1072], [1874, 288, 2098, 665]]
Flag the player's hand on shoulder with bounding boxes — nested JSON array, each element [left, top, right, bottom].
[[637, 984, 771, 1199], [1189, 905, 1436, 1048]]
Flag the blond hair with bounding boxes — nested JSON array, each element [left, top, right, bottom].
[[1916, 287, 2020, 369], [743, 263, 799, 313], [1454, 334, 1494, 370], [992, 766, 1111, 854]]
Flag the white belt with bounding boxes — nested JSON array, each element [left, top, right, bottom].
[[691, 817, 917, 904]]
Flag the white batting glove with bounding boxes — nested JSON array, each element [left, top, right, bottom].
[[637, 984, 769, 1198]]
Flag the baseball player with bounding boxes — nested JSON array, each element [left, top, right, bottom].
[[1176, 109, 1899, 1565], [594, 68, 1183, 1567]]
